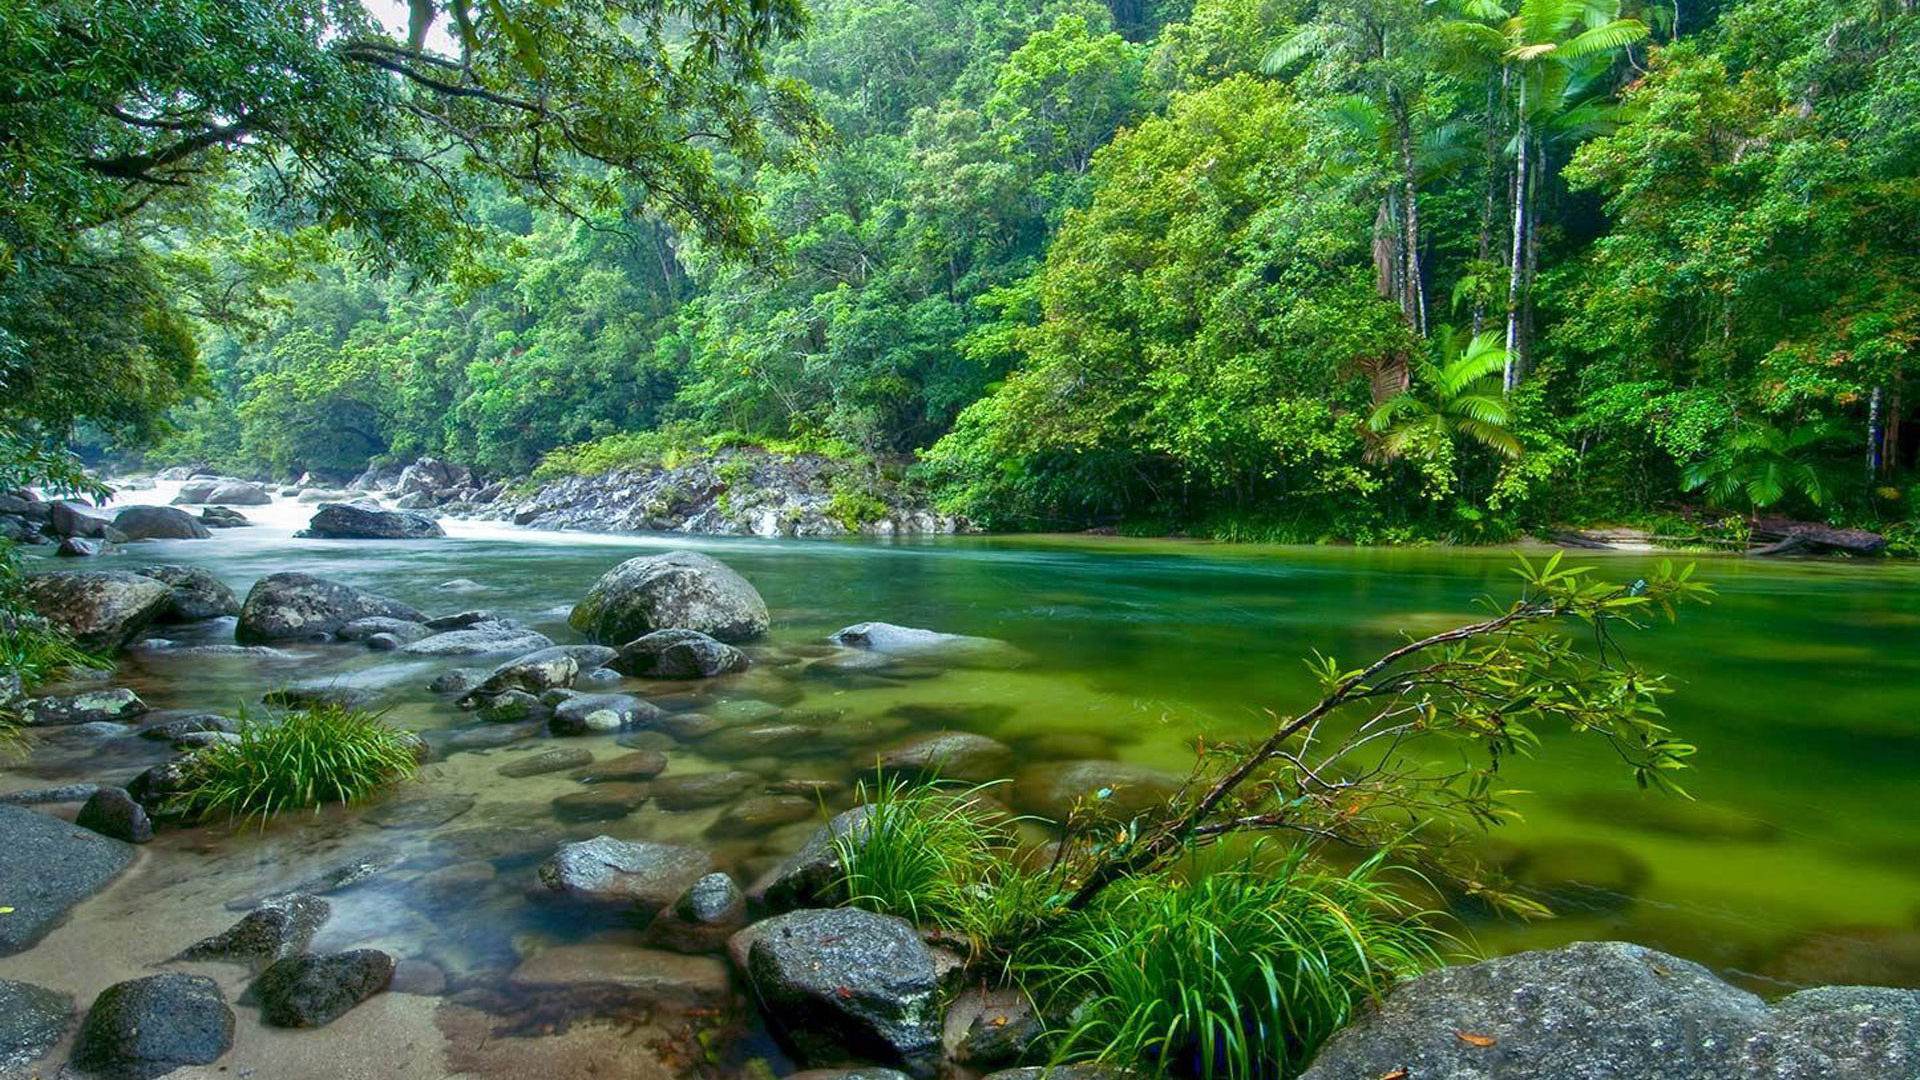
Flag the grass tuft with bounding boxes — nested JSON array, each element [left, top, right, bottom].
[[172, 703, 420, 825]]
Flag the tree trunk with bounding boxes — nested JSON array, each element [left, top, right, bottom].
[[1472, 76, 1502, 336], [1868, 384, 1886, 478], [1394, 95, 1427, 336], [1503, 76, 1529, 393]]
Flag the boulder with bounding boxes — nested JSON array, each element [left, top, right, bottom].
[[745, 907, 943, 1075], [538, 836, 716, 915], [48, 500, 114, 538], [570, 550, 770, 645], [199, 505, 250, 528], [944, 987, 1042, 1068], [338, 615, 431, 645], [497, 746, 593, 777], [22, 570, 173, 651], [643, 872, 748, 954], [463, 645, 600, 700], [650, 770, 758, 811], [828, 622, 1024, 667], [172, 478, 267, 506], [614, 628, 751, 679], [750, 806, 872, 913], [130, 564, 240, 622], [112, 505, 211, 541], [20, 687, 147, 726], [252, 950, 395, 1028], [396, 457, 472, 497], [1298, 941, 1920, 1080], [876, 731, 1014, 784], [70, 972, 233, 1080], [136, 713, 237, 741], [76, 786, 154, 843], [551, 693, 664, 735], [400, 623, 552, 657], [297, 501, 445, 540], [427, 667, 487, 694], [55, 536, 109, 557], [0, 978, 71, 1075], [235, 572, 424, 643], [571, 749, 670, 783], [552, 786, 649, 823], [707, 794, 817, 838], [175, 895, 331, 969], [473, 689, 549, 724]]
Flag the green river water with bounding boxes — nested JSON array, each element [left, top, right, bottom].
[[7, 492, 1919, 1077]]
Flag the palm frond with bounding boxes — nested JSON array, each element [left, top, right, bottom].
[[1558, 18, 1648, 59], [1263, 24, 1336, 74]]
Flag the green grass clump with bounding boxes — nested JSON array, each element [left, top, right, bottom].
[[1019, 850, 1448, 1080], [173, 703, 420, 825], [0, 623, 110, 689]]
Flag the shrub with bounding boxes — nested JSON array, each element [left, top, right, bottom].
[[172, 703, 420, 825], [1018, 850, 1448, 1080]]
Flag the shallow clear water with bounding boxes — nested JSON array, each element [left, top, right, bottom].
[[7, 484, 1919, 1075]]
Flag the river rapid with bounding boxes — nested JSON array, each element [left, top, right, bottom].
[[5, 480, 1918, 1078]]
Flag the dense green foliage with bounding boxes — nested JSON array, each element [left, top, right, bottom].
[[172, 704, 422, 825], [8, 0, 1917, 542]]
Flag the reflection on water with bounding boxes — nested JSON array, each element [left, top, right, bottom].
[[5, 482, 1919, 1074]]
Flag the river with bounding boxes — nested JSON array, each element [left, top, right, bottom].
[[6, 482, 1918, 1077]]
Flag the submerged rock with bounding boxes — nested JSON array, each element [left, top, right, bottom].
[[56, 536, 111, 557], [538, 836, 716, 914], [750, 806, 872, 913], [22, 570, 174, 652], [875, 731, 1014, 784], [0, 978, 71, 1075], [570, 550, 770, 645], [650, 770, 758, 811], [235, 572, 424, 643], [643, 872, 748, 954], [401, 622, 553, 657], [338, 616, 431, 645], [1298, 941, 1920, 1080], [131, 565, 240, 622], [253, 950, 395, 1028], [1012, 759, 1186, 824], [176, 895, 331, 969], [0, 806, 135, 955], [497, 746, 593, 777], [828, 622, 1024, 667], [112, 505, 212, 541], [71, 972, 234, 1080], [614, 628, 751, 679], [551, 693, 663, 735], [297, 501, 445, 540], [745, 907, 943, 1075]]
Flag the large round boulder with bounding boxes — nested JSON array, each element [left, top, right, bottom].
[[253, 950, 395, 1028], [614, 628, 750, 678], [296, 501, 445, 540], [111, 505, 211, 541], [131, 565, 240, 622], [537, 836, 717, 916], [1298, 941, 1920, 1080], [171, 478, 270, 506], [70, 973, 234, 1080], [570, 551, 769, 645], [235, 572, 425, 643], [47, 500, 115, 539], [22, 570, 173, 652], [744, 907, 944, 1075]]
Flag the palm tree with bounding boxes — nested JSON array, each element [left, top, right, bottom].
[[1681, 418, 1843, 516], [1365, 327, 1522, 469], [1436, 0, 1647, 388]]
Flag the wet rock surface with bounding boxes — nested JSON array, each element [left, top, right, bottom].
[[0, 978, 71, 1074], [643, 872, 747, 954], [112, 504, 212, 540], [401, 622, 553, 656], [296, 501, 446, 539], [22, 570, 174, 652], [252, 949, 396, 1028], [0, 805, 136, 956], [745, 907, 943, 1075], [75, 786, 154, 843], [550, 693, 663, 735], [131, 564, 240, 622], [1298, 941, 1920, 1080], [20, 687, 147, 726], [615, 628, 751, 678], [177, 895, 332, 969], [235, 572, 425, 643], [570, 550, 770, 644], [538, 836, 717, 913], [751, 806, 872, 913], [71, 972, 235, 1080]]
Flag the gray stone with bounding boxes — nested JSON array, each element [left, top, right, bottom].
[[497, 746, 593, 777], [71, 973, 234, 1080], [538, 836, 716, 914], [708, 794, 817, 838], [749, 806, 872, 913], [22, 570, 173, 652], [0, 806, 134, 954], [551, 693, 665, 735], [253, 950, 395, 1028], [76, 786, 153, 843], [650, 769, 758, 811], [112, 505, 212, 540], [131, 564, 240, 622], [260, 684, 378, 711], [427, 667, 487, 693], [137, 713, 238, 741], [552, 784, 649, 822], [297, 501, 444, 539], [400, 622, 552, 656], [236, 572, 424, 643], [462, 646, 590, 699], [746, 907, 943, 1074], [473, 688, 549, 724], [338, 616, 431, 644], [643, 872, 748, 954], [876, 731, 1014, 784], [1297, 941, 1920, 1080], [423, 609, 495, 630], [199, 505, 250, 528], [570, 550, 770, 645], [615, 628, 751, 679], [570, 749, 669, 783], [56, 536, 109, 557], [364, 793, 474, 830], [48, 500, 114, 538], [507, 942, 733, 1011], [20, 687, 147, 726], [828, 622, 1024, 667], [0, 978, 71, 1074], [175, 895, 331, 969], [0, 783, 100, 806]]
